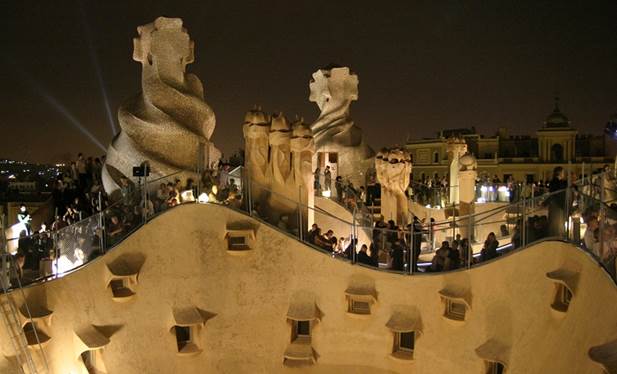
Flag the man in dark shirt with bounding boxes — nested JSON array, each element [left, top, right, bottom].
[[390, 240, 406, 271], [357, 244, 375, 266]]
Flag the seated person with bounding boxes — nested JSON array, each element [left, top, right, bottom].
[[107, 216, 124, 244], [430, 241, 451, 272], [357, 244, 375, 266], [480, 232, 499, 262]]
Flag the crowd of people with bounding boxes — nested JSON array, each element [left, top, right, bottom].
[[7, 157, 617, 287], [7, 155, 246, 286], [408, 172, 563, 208], [313, 166, 367, 210], [302, 213, 507, 273], [9, 153, 108, 285]]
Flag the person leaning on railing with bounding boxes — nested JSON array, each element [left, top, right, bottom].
[[106, 215, 124, 246], [480, 232, 499, 262]]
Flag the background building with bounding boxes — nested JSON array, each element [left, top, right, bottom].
[[405, 99, 610, 183]]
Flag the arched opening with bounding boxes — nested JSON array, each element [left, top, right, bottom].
[[550, 143, 564, 162]]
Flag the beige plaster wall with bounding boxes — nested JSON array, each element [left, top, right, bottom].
[[1, 203, 616, 373]]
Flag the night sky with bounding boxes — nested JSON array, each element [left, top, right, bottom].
[[1, 1, 616, 163]]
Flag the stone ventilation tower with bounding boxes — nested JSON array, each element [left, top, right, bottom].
[[457, 152, 478, 241], [309, 66, 374, 187], [243, 107, 315, 230], [375, 148, 412, 226], [446, 137, 468, 205], [102, 17, 221, 193]]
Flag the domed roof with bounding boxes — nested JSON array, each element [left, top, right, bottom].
[[544, 97, 570, 128]]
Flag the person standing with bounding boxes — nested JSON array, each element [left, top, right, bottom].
[[335, 176, 343, 202], [324, 166, 332, 193], [390, 240, 405, 271], [76, 153, 88, 191], [313, 167, 321, 196], [17, 204, 32, 235], [411, 216, 423, 271]]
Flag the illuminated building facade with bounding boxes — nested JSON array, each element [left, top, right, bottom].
[[405, 99, 610, 183]]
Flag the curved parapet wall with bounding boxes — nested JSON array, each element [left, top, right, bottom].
[[1, 203, 616, 373], [103, 17, 220, 193]]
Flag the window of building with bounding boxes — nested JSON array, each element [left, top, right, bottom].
[[526, 174, 535, 183], [348, 299, 371, 315], [386, 312, 421, 362], [439, 289, 470, 323], [433, 152, 440, 163], [22, 321, 51, 346], [106, 260, 139, 302], [81, 351, 96, 373], [293, 320, 311, 341], [552, 284, 573, 312], [486, 361, 505, 374], [228, 236, 248, 250], [225, 228, 255, 253], [75, 326, 110, 373], [551, 143, 564, 162], [445, 299, 466, 321], [345, 287, 377, 317], [175, 326, 192, 351], [285, 302, 319, 366], [109, 278, 135, 299], [171, 306, 212, 356], [328, 152, 338, 164], [393, 331, 415, 359], [546, 269, 577, 313]]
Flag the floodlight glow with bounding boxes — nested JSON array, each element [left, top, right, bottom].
[[322, 190, 332, 198], [198, 193, 209, 204], [181, 190, 195, 202]]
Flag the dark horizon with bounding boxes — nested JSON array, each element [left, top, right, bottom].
[[1, 0, 616, 163]]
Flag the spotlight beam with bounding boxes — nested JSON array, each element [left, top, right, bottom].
[[79, 1, 118, 136], [8, 60, 107, 152]]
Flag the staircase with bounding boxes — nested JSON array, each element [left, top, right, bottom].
[[0, 257, 41, 374], [0, 213, 48, 374]]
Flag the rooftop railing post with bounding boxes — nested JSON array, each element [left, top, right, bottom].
[[197, 142, 205, 199], [467, 208, 472, 269], [408, 230, 413, 275], [246, 166, 252, 215], [0, 214, 9, 288], [600, 172, 606, 260], [98, 191, 105, 254], [351, 212, 356, 264], [565, 168, 572, 241], [298, 185, 303, 242], [143, 168, 149, 224], [521, 198, 526, 248], [531, 183, 535, 209], [451, 202, 456, 243]]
